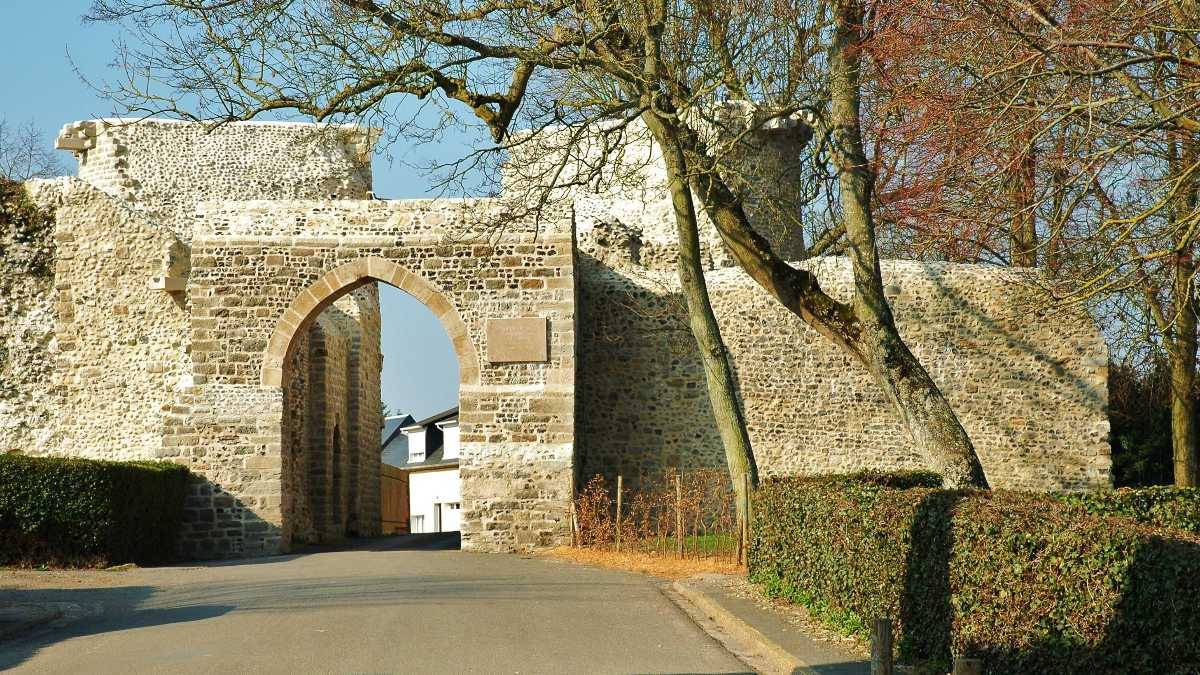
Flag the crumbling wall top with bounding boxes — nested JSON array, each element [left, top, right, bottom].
[[56, 118, 380, 242]]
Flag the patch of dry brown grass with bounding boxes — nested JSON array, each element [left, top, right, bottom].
[[539, 546, 745, 579]]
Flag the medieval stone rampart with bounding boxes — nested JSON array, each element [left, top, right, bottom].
[[0, 115, 1112, 561], [576, 231, 1111, 491]]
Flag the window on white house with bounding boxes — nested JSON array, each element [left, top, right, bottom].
[[405, 427, 426, 462]]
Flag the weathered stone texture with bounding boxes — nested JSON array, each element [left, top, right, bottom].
[[61, 118, 374, 241], [576, 248, 1110, 492], [2, 116, 1111, 560], [0, 181, 59, 454]]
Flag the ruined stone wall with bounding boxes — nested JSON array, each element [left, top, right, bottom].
[[577, 245, 1112, 491], [312, 313, 351, 536], [0, 181, 59, 454], [57, 118, 375, 241], [346, 285, 383, 537], [257, 288, 382, 549], [173, 384, 283, 559], [504, 105, 810, 260], [281, 330, 313, 544], [10, 179, 191, 460]]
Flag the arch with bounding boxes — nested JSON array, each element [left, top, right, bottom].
[[261, 257, 480, 388]]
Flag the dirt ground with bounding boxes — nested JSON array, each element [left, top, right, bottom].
[[538, 546, 744, 579], [538, 546, 869, 658], [0, 566, 142, 591]]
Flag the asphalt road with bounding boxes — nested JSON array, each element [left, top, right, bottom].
[[0, 534, 748, 674]]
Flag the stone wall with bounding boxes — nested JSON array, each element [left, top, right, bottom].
[[57, 118, 375, 241], [5, 178, 191, 460], [0, 181, 58, 454], [576, 240, 1111, 491], [179, 198, 577, 553], [504, 104, 809, 260], [2, 115, 1115, 562]]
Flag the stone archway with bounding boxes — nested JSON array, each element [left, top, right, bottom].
[[170, 198, 577, 558], [262, 257, 479, 548]]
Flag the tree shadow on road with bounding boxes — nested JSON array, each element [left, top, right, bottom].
[[0, 584, 233, 670]]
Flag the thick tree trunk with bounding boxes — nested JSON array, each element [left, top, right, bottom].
[[644, 112, 759, 558], [827, 0, 988, 488]]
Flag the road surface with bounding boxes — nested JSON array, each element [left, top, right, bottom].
[[0, 534, 748, 674]]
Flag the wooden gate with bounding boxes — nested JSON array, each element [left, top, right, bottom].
[[381, 464, 410, 534]]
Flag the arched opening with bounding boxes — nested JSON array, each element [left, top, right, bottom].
[[378, 285, 460, 537], [264, 258, 479, 549]]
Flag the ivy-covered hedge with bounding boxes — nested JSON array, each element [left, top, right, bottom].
[[750, 474, 1200, 674], [0, 454, 191, 567], [1056, 485, 1200, 535]]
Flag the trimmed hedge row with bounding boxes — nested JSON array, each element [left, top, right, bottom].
[[0, 454, 190, 567], [1056, 485, 1200, 535], [750, 472, 1200, 674]]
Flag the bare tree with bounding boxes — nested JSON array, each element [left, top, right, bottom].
[[856, 0, 1200, 485], [88, 0, 989, 489], [0, 119, 62, 182]]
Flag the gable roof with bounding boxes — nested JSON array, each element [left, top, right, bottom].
[[404, 406, 458, 430], [381, 413, 415, 450]]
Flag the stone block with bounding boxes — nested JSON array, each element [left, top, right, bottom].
[[486, 317, 549, 363]]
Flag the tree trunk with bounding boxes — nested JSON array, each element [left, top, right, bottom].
[[1009, 141, 1038, 267], [828, 0, 988, 488], [1169, 133, 1199, 487], [644, 111, 759, 555], [1169, 308, 1197, 487]]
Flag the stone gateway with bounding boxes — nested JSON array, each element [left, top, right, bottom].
[[0, 117, 1109, 559]]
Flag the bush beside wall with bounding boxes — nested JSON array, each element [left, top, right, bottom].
[[750, 474, 1200, 673], [0, 454, 190, 566]]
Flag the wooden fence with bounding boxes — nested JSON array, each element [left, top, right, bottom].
[[381, 464, 410, 534], [570, 470, 739, 563]]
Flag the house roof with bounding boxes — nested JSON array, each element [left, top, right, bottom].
[[381, 414, 415, 449], [404, 406, 458, 430], [395, 443, 459, 471], [385, 407, 460, 471]]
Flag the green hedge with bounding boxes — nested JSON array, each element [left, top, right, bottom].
[[0, 454, 191, 567], [750, 474, 1200, 674], [1056, 486, 1200, 535]]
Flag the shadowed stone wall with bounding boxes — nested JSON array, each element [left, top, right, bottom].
[[576, 228, 1111, 492]]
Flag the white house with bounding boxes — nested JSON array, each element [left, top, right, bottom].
[[381, 407, 461, 534]]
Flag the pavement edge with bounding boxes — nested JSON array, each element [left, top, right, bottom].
[[665, 579, 815, 675]]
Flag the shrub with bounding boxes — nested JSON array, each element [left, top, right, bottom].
[[1057, 486, 1200, 535], [750, 474, 1200, 674], [0, 453, 191, 567], [0, 177, 55, 279]]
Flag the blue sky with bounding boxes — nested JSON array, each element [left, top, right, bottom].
[[1, 3, 472, 419]]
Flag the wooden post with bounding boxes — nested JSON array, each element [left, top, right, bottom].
[[870, 618, 893, 675], [569, 499, 578, 547], [615, 474, 623, 552], [952, 658, 983, 675], [675, 473, 684, 559]]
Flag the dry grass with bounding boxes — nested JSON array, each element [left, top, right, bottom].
[[539, 545, 745, 579], [0, 566, 137, 590]]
